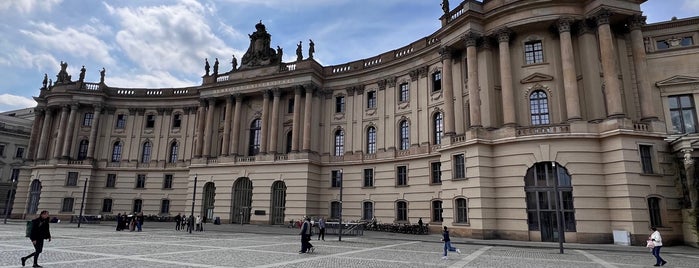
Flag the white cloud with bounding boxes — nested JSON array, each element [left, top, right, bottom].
[[0, 0, 62, 13], [15, 48, 59, 71], [682, 0, 699, 11], [19, 22, 115, 66], [0, 94, 36, 111]]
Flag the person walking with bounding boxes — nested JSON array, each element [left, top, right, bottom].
[[136, 212, 144, 232], [21, 210, 52, 267], [299, 217, 314, 253], [441, 226, 460, 260], [174, 213, 181, 231], [116, 213, 122, 231], [649, 227, 667, 266], [317, 217, 326, 241]]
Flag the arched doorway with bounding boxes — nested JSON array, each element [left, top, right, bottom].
[[231, 177, 253, 224], [201, 182, 216, 221], [270, 181, 287, 225], [27, 180, 41, 215], [524, 162, 575, 242]]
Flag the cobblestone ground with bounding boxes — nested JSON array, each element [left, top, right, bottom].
[[1, 222, 697, 267]]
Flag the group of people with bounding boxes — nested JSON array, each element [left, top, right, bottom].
[[173, 213, 205, 232], [115, 212, 144, 232]]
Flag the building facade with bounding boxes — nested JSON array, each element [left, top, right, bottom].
[[12, 0, 699, 246], [0, 108, 34, 216]]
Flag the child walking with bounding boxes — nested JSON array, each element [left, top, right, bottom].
[[441, 226, 460, 260]]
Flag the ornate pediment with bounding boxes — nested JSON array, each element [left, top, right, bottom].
[[520, 73, 554, 84], [655, 75, 699, 87]]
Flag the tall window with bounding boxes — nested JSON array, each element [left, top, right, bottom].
[[0, 144, 5, 156], [136, 174, 146, 188], [330, 201, 341, 219], [334, 129, 344, 156], [133, 199, 143, 213], [77, 140, 89, 160], [648, 197, 662, 227], [163, 174, 173, 189], [396, 201, 408, 222], [111, 141, 122, 162], [331, 170, 342, 188], [453, 154, 465, 179], [115, 114, 126, 129], [524, 40, 544, 64], [172, 114, 182, 128], [145, 114, 155, 128], [432, 200, 443, 222], [455, 198, 468, 223], [161, 199, 170, 214], [61, 197, 74, 212], [396, 165, 407, 186], [335, 96, 345, 113], [366, 127, 376, 154], [11, 168, 20, 181], [530, 90, 550, 125], [102, 199, 113, 213], [82, 112, 94, 127], [668, 95, 698, 133], [169, 141, 178, 163], [249, 119, 261, 156], [106, 174, 116, 188], [399, 83, 409, 102], [288, 98, 295, 114], [141, 141, 152, 163], [524, 162, 576, 233], [363, 168, 374, 187], [433, 112, 443, 145], [367, 91, 377, 109], [286, 131, 293, 154], [15, 147, 24, 158], [399, 120, 409, 150], [639, 145, 654, 174], [431, 162, 442, 184], [66, 172, 78, 186], [362, 201, 373, 221], [432, 71, 442, 92]]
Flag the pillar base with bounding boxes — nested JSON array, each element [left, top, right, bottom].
[[640, 116, 659, 122], [606, 113, 625, 119], [566, 117, 582, 123]]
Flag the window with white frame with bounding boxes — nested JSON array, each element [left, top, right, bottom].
[[398, 83, 409, 102], [141, 141, 152, 163], [399, 120, 409, 150], [335, 96, 345, 113], [432, 72, 442, 92], [115, 114, 126, 129], [433, 112, 443, 145], [524, 40, 544, 64], [334, 129, 344, 156], [82, 112, 94, 127], [530, 90, 550, 125], [366, 126, 376, 154], [367, 91, 377, 109], [668, 95, 698, 133], [111, 141, 122, 162]]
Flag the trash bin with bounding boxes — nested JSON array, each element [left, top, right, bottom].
[[214, 217, 221, 225]]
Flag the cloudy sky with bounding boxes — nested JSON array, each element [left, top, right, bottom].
[[0, 0, 696, 112]]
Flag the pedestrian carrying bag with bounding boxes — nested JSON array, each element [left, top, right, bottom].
[[25, 220, 32, 237], [646, 240, 655, 249]]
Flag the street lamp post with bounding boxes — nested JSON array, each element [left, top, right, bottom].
[[190, 174, 198, 234], [77, 177, 88, 228], [3, 178, 17, 224], [552, 162, 564, 254], [338, 169, 343, 241]]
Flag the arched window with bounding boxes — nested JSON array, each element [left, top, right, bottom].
[[111, 141, 122, 162], [396, 200, 408, 222], [141, 141, 152, 163], [169, 141, 178, 163], [433, 112, 443, 145], [399, 120, 409, 150], [431, 200, 443, 222], [77, 140, 89, 160], [530, 90, 550, 125], [455, 198, 468, 223], [366, 126, 376, 154], [249, 119, 261, 156], [648, 197, 662, 227], [334, 129, 344, 156]]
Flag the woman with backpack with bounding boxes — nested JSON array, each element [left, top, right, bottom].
[[21, 210, 51, 267]]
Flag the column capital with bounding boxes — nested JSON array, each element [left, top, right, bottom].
[[233, 93, 243, 102], [70, 103, 79, 110], [378, 79, 387, 90], [294, 85, 304, 95], [462, 31, 481, 47], [439, 46, 453, 61], [225, 94, 234, 103], [61, 105, 70, 112], [628, 14, 646, 30], [206, 98, 216, 106], [557, 17, 575, 33], [495, 27, 512, 43], [272, 88, 282, 97], [592, 8, 612, 25], [303, 83, 318, 94], [577, 20, 596, 36], [683, 148, 695, 166], [262, 89, 272, 98], [199, 99, 207, 106]]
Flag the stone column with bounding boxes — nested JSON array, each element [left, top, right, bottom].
[[302, 85, 314, 151], [53, 105, 69, 159], [61, 104, 79, 158], [260, 90, 270, 154], [37, 108, 53, 160], [203, 98, 215, 157], [86, 105, 102, 159], [558, 18, 582, 121], [26, 108, 44, 160], [221, 95, 233, 156], [230, 94, 243, 156], [629, 15, 657, 121], [595, 9, 624, 118], [465, 32, 482, 128], [194, 100, 206, 158], [291, 86, 302, 152], [268, 89, 281, 154], [440, 47, 456, 136], [497, 28, 516, 126]]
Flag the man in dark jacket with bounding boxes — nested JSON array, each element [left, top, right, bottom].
[[22, 210, 51, 267], [299, 217, 314, 253]]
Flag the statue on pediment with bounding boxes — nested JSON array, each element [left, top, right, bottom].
[[240, 21, 282, 69], [56, 61, 72, 84]]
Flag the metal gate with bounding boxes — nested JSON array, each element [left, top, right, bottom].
[[26, 180, 41, 215], [270, 181, 286, 225], [202, 182, 216, 221], [231, 177, 253, 224]]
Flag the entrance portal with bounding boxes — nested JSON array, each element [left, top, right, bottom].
[[202, 182, 216, 221], [231, 177, 253, 224], [270, 181, 286, 225], [27, 180, 41, 215], [524, 162, 575, 242]]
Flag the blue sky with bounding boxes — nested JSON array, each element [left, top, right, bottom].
[[0, 0, 696, 112]]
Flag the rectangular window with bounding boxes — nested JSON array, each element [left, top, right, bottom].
[[11, 168, 20, 182], [362, 202, 373, 221], [656, 40, 669, 50], [396, 201, 407, 222], [61, 198, 75, 212], [455, 198, 468, 223], [136, 174, 146, 188], [432, 72, 442, 92], [133, 199, 143, 213], [102, 199, 113, 213], [367, 91, 377, 109], [648, 197, 662, 227], [106, 174, 116, 188], [454, 154, 465, 179], [331, 170, 342, 188], [82, 112, 94, 127], [432, 201, 443, 222], [524, 40, 544, 64], [172, 114, 182, 128], [288, 98, 295, 114], [163, 174, 173, 189], [145, 114, 155, 128], [66, 172, 78, 186], [399, 83, 409, 102], [0, 144, 4, 157], [363, 168, 374, 187], [335, 96, 345, 113], [115, 114, 126, 129], [15, 147, 24, 158], [668, 95, 698, 133], [681, 36, 694, 46], [640, 145, 654, 174], [161, 199, 170, 214], [396, 165, 407, 186], [431, 162, 442, 184], [331, 201, 341, 219]]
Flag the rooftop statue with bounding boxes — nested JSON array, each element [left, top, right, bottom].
[[204, 58, 210, 76], [42, 73, 48, 89], [308, 39, 315, 59], [56, 61, 72, 84], [296, 41, 303, 61], [213, 58, 219, 75], [231, 55, 238, 71], [442, 0, 449, 14], [240, 21, 282, 69]]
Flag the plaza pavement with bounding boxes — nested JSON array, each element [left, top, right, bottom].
[[0, 220, 697, 267]]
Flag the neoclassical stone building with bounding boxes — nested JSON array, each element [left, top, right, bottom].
[[13, 0, 699, 245]]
